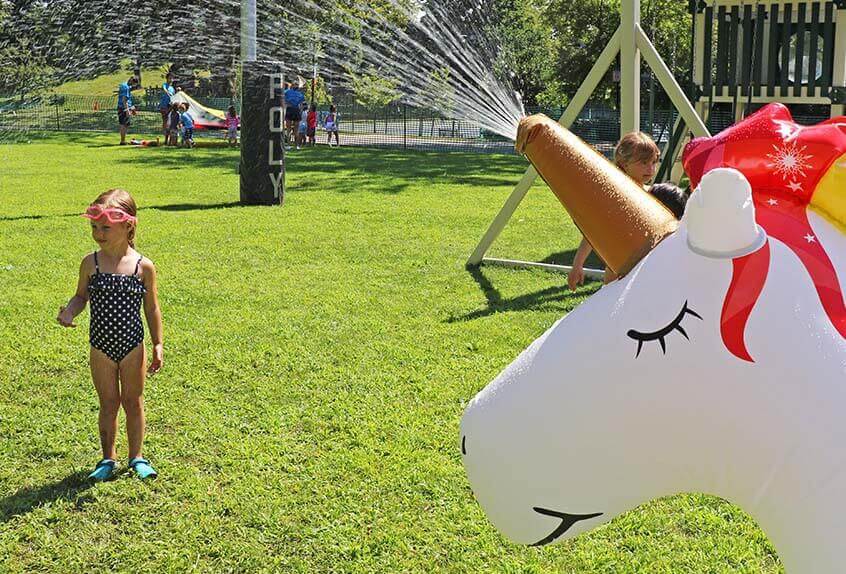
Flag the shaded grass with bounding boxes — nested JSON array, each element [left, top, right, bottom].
[[0, 133, 781, 572]]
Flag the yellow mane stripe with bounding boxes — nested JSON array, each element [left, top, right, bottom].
[[811, 151, 846, 235]]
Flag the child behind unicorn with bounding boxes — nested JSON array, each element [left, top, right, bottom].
[[568, 132, 665, 290]]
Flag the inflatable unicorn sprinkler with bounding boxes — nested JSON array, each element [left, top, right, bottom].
[[461, 104, 846, 572]]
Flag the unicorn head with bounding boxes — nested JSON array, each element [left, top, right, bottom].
[[462, 105, 846, 572]]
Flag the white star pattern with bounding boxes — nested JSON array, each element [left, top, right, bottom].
[[767, 198, 779, 206], [805, 234, 816, 243], [786, 181, 803, 194], [774, 120, 797, 139], [766, 141, 813, 181]]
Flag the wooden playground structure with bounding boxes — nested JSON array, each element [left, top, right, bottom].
[[468, 0, 846, 277]]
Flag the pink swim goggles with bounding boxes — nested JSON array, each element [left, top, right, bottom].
[[82, 204, 137, 224]]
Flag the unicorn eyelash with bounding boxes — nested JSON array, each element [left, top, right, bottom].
[[627, 301, 702, 358]]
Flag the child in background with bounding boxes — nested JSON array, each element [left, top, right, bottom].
[[179, 102, 195, 148], [306, 103, 318, 147], [116, 76, 139, 145], [57, 189, 163, 481], [283, 83, 305, 146], [225, 105, 239, 147], [167, 103, 181, 146], [325, 104, 339, 147], [296, 102, 308, 150], [158, 71, 176, 139], [567, 132, 662, 291]]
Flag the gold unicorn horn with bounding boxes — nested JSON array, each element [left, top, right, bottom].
[[516, 115, 677, 276]]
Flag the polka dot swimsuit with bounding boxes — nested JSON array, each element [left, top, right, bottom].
[[88, 252, 146, 363]]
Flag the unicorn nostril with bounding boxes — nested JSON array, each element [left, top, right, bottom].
[[461, 435, 467, 455]]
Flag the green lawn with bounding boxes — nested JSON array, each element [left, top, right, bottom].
[[0, 133, 781, 572]]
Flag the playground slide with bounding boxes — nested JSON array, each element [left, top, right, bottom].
[[170, 91, 228, 130]]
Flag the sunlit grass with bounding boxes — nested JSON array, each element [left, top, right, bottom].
[[0, 133, 781, 572]]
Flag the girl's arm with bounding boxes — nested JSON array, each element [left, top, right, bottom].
[[142, 259, 164, 374], [57, 256, 92, 327], [567, 236, 593, 291]]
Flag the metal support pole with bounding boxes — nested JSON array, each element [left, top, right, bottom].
[[241, 0, 257, 63], [311, 55, 317, 107]]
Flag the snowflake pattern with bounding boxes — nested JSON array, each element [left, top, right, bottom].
[[766, 141, 813, 182]]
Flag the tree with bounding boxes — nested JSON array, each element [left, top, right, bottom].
[[0, 38, 53, 100], [0, 1, 54, 99], [347, 66, 398, 107], [545, 0, 620, 106], [427, 67, 454, 114], [491, 0, 562, 107], [0, 0, 241, 93], [545, 0, 693, 108]]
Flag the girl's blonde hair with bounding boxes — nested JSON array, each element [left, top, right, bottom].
[[614, 132, 660, 170], [91, 188, 138, 247]]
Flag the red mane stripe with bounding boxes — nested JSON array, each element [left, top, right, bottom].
[[758, 208, 846, 340], [721, 242, 771, 362], [685, 104, 846, 360]]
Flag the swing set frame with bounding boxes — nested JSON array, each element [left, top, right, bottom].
[[467, 0, 846, 276]]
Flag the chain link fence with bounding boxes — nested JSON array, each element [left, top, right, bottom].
[[0, 93, 833, 155]]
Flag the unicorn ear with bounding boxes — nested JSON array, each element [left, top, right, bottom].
[[685, 168, 767, 258]]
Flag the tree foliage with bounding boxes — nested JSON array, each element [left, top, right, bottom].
[[0, 36, 53, 100], [492, 0, 561, 107], [347, 67, 399, 107], [1, 0, 694, 110], [545, 0, 693, 107]]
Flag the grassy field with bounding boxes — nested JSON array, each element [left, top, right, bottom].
[[0, 133, 781, 572]]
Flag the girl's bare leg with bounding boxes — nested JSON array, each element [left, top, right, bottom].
[[119, 343, 147, 460], [90, 347, 121, 460]]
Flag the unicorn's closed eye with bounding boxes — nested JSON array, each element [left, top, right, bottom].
[[461, 104, 846, 573]]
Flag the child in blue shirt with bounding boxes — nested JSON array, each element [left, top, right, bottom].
[[159, 72, 176, 137], [117, 76, 139, 145], [179, 103, 195, 148]]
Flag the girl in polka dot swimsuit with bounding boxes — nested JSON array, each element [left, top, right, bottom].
[[57, 189, 163, 481]]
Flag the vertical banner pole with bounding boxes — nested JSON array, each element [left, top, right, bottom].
[[239, 0, 285, 205]]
